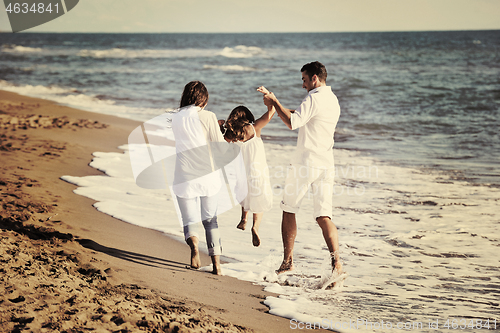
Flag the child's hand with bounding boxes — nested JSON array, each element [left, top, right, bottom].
[[257, 86, 270, 95]]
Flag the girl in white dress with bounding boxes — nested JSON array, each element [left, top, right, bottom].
[[223, 87, 275, 246]]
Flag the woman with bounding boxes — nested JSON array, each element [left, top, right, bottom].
[[171, 81, 225, 275]]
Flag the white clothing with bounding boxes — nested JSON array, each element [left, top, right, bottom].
[[171, 105, 224, 198], [280, 164, 334, 219], [177, 194, 222, 256], [239, 125, 272, 213], [198, 109, 225, 143], [290, 86, 340, 169]]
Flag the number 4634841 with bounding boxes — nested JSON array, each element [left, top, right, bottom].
[[443, 319, 496, 330], [6, 2, 60, 14]]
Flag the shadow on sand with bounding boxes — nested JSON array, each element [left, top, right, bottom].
[[77, 238, 188, 272]]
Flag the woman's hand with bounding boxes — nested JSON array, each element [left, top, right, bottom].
[[218, 119, 226, 135]]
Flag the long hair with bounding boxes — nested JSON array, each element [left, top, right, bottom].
[[180, 81, 209, 108], [225, 105, 255, 142]]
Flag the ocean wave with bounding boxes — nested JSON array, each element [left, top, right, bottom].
[[0, 80, 116, 110], [1, 45, 264, 59], [77, 48, 217, 59], [1, 45, 43, 53], [219, 45, 264, 58], [0, 80, 76, 95], [0, 80, 165, 122], [203, 64, 256, 72], [77, 46, 265, 59]]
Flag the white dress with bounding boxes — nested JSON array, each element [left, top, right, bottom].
[[239, 125, 273, 213]]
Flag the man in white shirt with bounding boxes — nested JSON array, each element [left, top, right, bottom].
[[262, 61, 342, 276]]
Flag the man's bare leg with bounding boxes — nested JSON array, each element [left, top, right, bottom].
[[316, 216, 342, 273], [186, 236, 201, 269], [251, 212, 263, 247], [237, 207, 248, 230], [211, 255, 222, 275], [276, 211, 297, 274]]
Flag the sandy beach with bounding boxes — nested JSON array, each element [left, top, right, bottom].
[[0, 90, 316, 333]]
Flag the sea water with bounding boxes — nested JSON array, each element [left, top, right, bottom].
[[1, 32, 499, 332]]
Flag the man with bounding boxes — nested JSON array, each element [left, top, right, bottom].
[[262, 61, 342, 276]]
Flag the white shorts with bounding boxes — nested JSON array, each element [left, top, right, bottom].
[[280, 164, 334, 219]]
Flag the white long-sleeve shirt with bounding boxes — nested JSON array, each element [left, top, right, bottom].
[[171, 105, 224, 198], [290, 86, 341, 169]]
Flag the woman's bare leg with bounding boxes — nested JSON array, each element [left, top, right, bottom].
[[186, 236, 200, 269], [211, 255, 222, 275]]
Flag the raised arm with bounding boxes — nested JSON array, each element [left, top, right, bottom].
[[258, 86, 294, 130], [254, 86, 276, 132]]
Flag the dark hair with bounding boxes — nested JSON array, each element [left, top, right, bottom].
[[301, 61, 327, 83], [223, 126, 237, 142], [180, 81, 209, 108], [224, 105, 255, 142]]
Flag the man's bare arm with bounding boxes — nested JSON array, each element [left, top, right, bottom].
[[263, 92, 294, 130]]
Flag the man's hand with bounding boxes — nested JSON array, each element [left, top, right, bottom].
[[263, 92, 277, 106], [257, 86, 293, 129]]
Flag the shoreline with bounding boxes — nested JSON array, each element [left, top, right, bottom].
[[0, 90, 318, 332]]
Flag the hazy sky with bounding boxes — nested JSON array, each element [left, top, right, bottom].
[[1, 0, 499, 33]]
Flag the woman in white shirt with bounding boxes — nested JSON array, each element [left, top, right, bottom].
[[171, 81, 225, 275]]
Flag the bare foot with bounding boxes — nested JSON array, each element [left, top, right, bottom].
[[331, 252, 343, 287], [251, 227, 261, 247], [275, 258, 294, 274], [331, 252, 342, 273], [334, 262, 343, 274], [211, 255, 222, 275], [186, 237, 200, 269], [236, 219, 247, 230]]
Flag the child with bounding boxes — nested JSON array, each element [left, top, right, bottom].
[[223, 86, 275, 247]]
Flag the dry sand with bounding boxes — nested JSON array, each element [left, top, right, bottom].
[[0, 91, 314, 332]]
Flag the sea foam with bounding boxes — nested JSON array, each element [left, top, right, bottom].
[[1, 45, 43, 53], [61, 141, 500, 327], [219, 45, 264, 58], [78, 48, 217, 59]]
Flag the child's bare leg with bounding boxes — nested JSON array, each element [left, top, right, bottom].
[[186, 236, 200, 269], [251, 212, 263, 247], [237, 207, 249, 230]]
